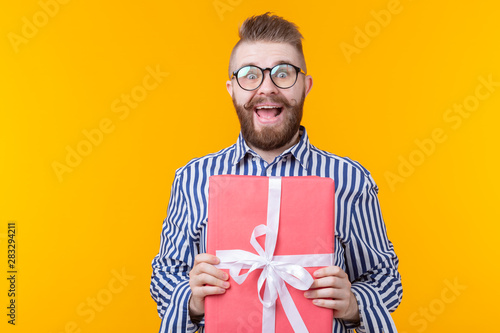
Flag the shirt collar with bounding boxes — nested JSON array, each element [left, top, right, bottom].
[[232, 125, 312, 170]]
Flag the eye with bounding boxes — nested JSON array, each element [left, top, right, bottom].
[[246, 74, 258, 80], [275, 72, 288, 79]]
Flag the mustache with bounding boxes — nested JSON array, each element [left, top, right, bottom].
[[243, 96, 298, 110]]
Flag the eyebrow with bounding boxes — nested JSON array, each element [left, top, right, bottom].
[[238, 60, 295, 69]]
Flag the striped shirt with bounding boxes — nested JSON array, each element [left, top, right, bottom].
[[150, 126, 402, 333]]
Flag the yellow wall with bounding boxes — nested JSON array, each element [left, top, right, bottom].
[[1, 0, 499, 332]]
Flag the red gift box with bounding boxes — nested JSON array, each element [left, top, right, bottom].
[[205, 175, 335, 333]]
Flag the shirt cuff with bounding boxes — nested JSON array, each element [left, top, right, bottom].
[[159, 279, 200, 333], [347, 282, 398, 333]]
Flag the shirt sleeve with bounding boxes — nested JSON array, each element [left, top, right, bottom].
[[150, 172, 201, 333], [343, 173, 403, 332]]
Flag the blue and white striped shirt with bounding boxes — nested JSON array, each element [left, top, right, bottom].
[[150, 126, 402, 332]]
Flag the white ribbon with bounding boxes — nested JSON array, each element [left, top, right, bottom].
[[216, 177, 333, 332]]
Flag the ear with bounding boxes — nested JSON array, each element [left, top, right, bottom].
[[304, 75, 313, 97], [226, 80, 233, 97]]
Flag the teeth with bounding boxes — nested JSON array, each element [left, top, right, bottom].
[[256, 106, 280, 109]]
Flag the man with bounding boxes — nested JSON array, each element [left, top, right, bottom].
[[150, 13, 402, 332]]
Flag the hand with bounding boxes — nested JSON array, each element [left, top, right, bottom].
[[304, 266, 360, 323], [188, 253, 230, 320]]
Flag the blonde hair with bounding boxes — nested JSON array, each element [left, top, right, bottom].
[[228, 12, 306, 78]]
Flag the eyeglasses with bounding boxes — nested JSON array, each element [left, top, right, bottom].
[[231, 63, 306, 91]]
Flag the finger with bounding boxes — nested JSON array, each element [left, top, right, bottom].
[[309, 276, 349, 289], [191, 262, 229, 281], [311, 298, 346, 311], [194, 253, 220, 266], [304, 287, 350, 300], [192, 285, 227, 298], [194, 272, 231, 289], [313, 266, 347, 279]]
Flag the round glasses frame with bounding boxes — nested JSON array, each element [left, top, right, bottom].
[[231, 63, 306, 91]]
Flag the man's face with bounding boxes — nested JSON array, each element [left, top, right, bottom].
[[226, 42, 313, 151]]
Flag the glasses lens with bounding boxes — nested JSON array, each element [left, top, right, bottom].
[[236, 66, 262, 90], [271, 64, 297, 88]]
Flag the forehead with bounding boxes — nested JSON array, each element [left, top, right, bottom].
[[233, 41, 301, 68]]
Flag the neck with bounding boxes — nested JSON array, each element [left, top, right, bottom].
[[249, 130, 300, 164]]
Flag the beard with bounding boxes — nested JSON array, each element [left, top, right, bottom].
[[232, 92, 305, 151]]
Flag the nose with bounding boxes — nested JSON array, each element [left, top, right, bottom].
[[257, 70, 279, 95]]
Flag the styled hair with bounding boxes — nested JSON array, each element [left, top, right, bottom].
[[228, 12, 306, 78]]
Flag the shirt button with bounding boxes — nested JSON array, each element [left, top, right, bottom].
[[266, 169, 272, 176]]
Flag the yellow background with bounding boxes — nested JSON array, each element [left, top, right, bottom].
[[1, 0, 499, 332]]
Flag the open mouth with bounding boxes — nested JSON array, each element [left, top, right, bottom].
[[255, 105, 283, 119]]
